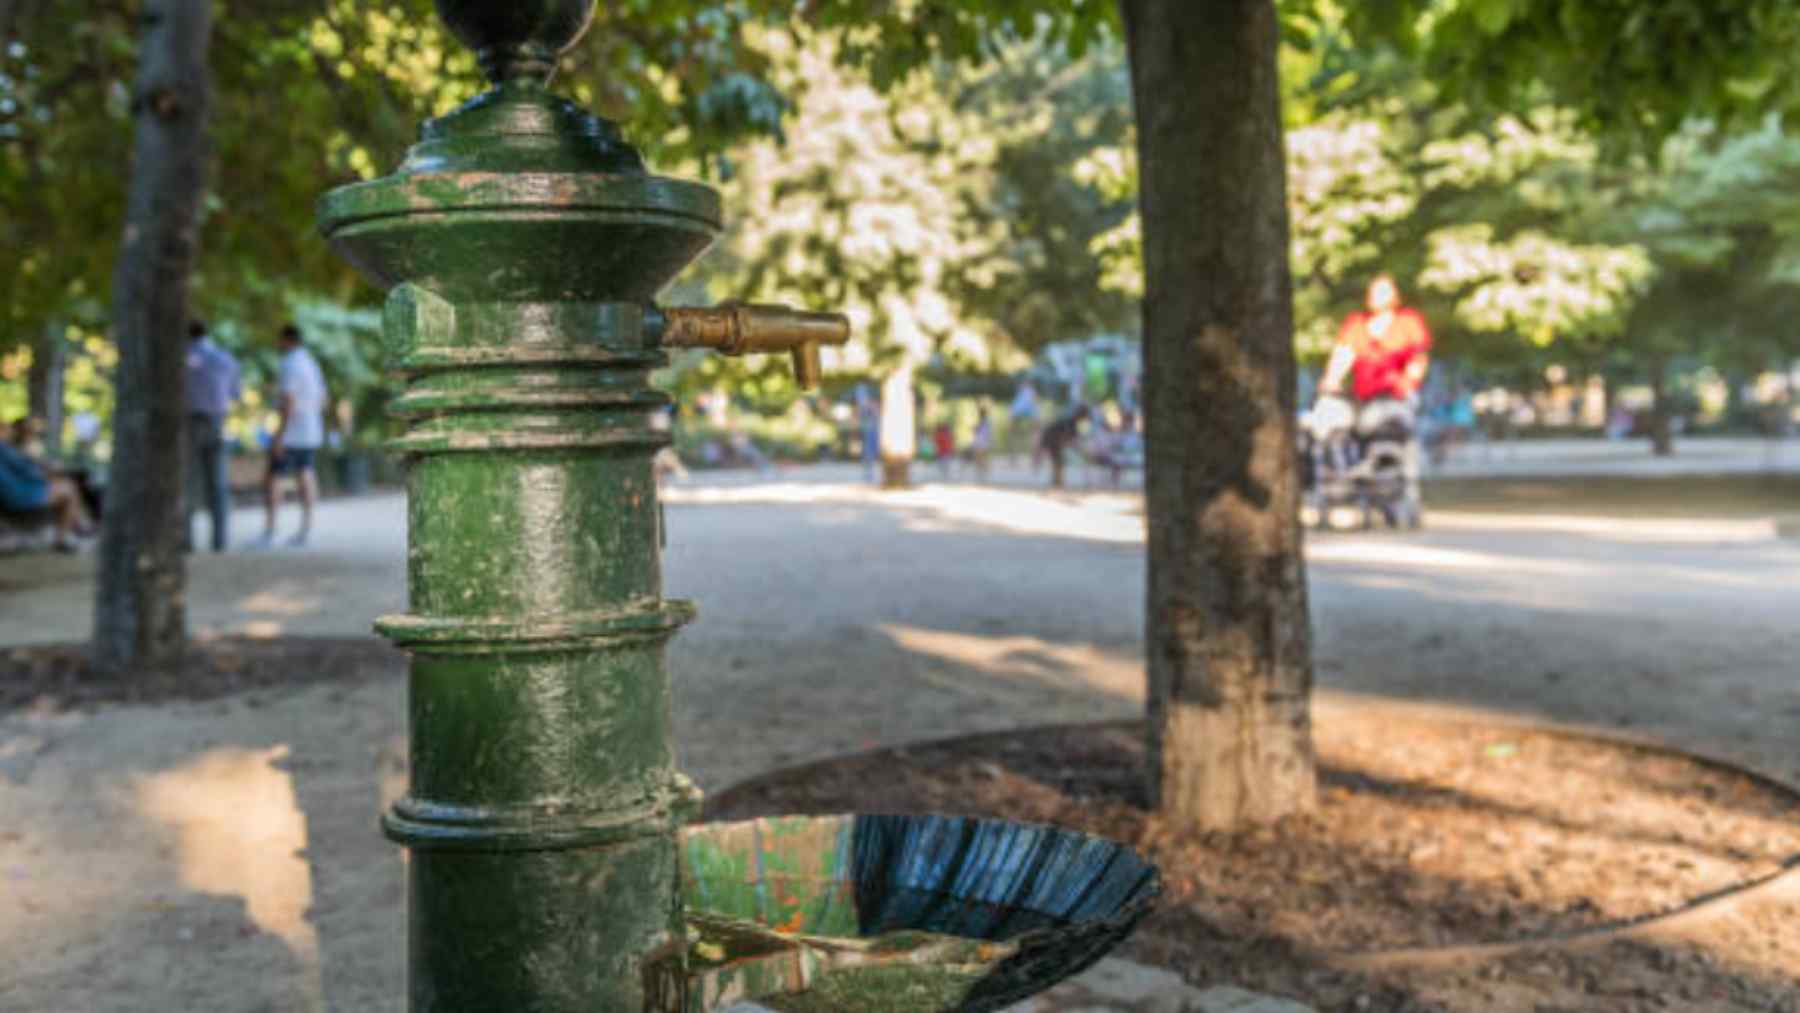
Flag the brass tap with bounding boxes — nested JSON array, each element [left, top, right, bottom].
[[651, 304, 851, 388]]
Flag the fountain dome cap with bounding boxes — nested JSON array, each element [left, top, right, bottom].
[[318, 0, 721, 300]]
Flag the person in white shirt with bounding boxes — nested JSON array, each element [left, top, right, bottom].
[[252, 324, 328, 548]]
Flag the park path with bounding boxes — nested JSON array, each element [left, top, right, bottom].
[[2, 452, 1798, 1012]]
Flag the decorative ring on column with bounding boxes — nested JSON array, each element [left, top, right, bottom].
[[385, 771, 704, 851], [376, 601, 696, 652]]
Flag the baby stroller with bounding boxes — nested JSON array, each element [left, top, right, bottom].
[[1298, 394, 1421, 530]]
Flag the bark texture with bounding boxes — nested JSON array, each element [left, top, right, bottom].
[[1121, 0, 1317, 829], [1647, 353, 1675, 457], [93, 0, 212, 674], [26, 322, 63, 457]]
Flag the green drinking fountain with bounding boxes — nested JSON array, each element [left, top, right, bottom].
[[316, 3, 1159, 1008]]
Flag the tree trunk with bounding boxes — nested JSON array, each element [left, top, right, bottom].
[[1723, 368, 1747, 430], [1646, 353, 1674, 457], [93, 0, 212, 674], [1783, 361, 1797, 438], [26, 321, 64, 457], [1121, 0, 1317, 830], [879, 362, 916, 489]]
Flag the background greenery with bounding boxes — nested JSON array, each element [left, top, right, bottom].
[[4, 1, 1799, 459]]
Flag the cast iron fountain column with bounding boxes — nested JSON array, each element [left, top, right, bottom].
[[317, 3, 847, 1008]]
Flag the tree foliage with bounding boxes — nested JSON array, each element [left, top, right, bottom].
[[681, 27, 1133, 403], [705, 28, 1010, 381], [1319, 0, 1800, 149]]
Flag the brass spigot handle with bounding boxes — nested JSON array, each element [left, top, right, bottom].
[[653, 304, 851, 388]]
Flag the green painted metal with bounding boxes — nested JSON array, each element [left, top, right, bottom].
[[318, 1, 723, 1008]]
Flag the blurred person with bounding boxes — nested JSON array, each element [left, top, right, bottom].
[[68, 411, 100, 469], [1115, 408, 1145, 478], [0, 429, 92, 552], [1085, 414, 1125, 487], [932, 420, 955, 479], [1086, 406, 1143, 487], [967, 406, 994, 482], [1605, 403, 1633, 441], [727, 427, 771, 475], [1119, 369, 1141, 414], [10, 414, 104, 521], [1424, 391, 1476, 467], [653, 447, 689, 486], [1007, 380, 1040, 462], [184, 319, 241, 552], [1037, 404, 1089, 489], [650, 408, 687, 487], [1321, 274, 1431, 518], [9, 415, 46, 458], [251, 324, 327, 549], [856, 383, 880, 482]]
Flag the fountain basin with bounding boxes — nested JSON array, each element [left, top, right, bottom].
[[677, 813, 1161, 1012]]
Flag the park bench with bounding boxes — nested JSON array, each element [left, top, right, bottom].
[[0, 507, 55, 554]]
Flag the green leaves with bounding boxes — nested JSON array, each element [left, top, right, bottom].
[[1470, 0, 1519, 37], [1327, 0, 1800, 156]]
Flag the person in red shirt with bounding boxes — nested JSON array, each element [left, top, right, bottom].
[[932, 421, 955, 479], [1323, 274, 1431, 403], [1320, 274, 1432, 523]]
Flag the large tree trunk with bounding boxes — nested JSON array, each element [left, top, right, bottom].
[[93, 0, 212, 674], [1646, 352, 1674, 457], [879, 362, 916, 489], [26, 321, 64, 457], [1122, 0, 1317, 830]]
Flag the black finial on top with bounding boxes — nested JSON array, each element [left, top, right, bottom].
[[434, 0, 595, 87]]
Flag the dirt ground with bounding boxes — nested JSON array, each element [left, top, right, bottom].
[[1, 458, 1798, 1011]]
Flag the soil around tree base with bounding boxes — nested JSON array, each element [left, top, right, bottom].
[[0, 636, 403, 713], [703, 718, 1800, 1012]]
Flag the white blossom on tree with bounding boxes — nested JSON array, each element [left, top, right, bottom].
[[1420, 225, 1652, 343]]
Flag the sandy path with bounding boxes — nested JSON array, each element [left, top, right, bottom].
[[2, 472, 1798, 1011]]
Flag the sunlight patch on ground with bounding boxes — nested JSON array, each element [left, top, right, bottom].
[[237, 587, 325, 617], [666, 482, 1147, 544], [134, 745, 323, 1007], [880, 623, 1143, 703], [1317, 534, 1791, 608], [1333, 571, 1605, 614], [1308, 539, 1595, 577], [1420, 511, 1781, 543]]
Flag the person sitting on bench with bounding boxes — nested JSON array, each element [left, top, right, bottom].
[[0, 437, 93, 552], [1084, 407, 1143, 487]]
